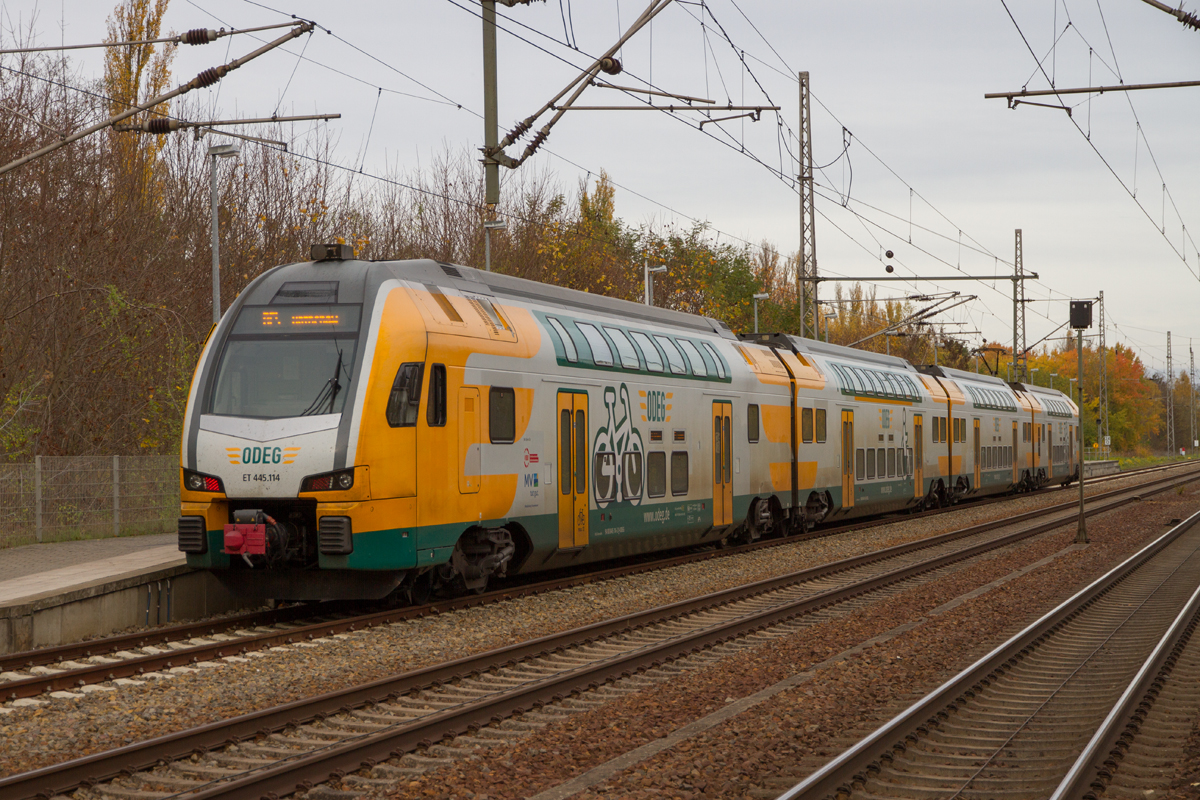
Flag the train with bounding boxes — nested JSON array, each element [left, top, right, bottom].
[[177, 246, 1080, 602]]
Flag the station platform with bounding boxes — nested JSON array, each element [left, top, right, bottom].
[[0, 533, 245, 654]]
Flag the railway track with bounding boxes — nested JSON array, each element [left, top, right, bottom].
[[1, 461, 1185, 705], [774, 507, 1200, 800], [3, 465, 1196, 800], [0, 462, 1189, 703]]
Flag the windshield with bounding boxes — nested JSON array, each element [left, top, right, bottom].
[[208, 304, 361, 419]]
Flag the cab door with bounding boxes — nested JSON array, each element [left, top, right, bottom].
[[557, 392, 589, 549], [973, 418, 981, 489], [914, 414, 924, 500], [841, 409, 854, 509], [457, 387, 481, 494], [712, 402, 732, 527]]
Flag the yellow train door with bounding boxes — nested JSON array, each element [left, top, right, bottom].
[[973, 418, 981, 489], [557, 392, 589, 549], [914, 414, 924, 500], [457, 387, 481, 494], [1012, 420, 1019, 485], [712, 402, 732, 527], [841, 409, 854, 509]]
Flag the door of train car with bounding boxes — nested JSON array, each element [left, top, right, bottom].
[[973, 418, 981, 489], [712, 402, 733, 528], [557, 391, 589, 549], [1012, 420, 1019, 485], [914, 414, 924, 500], [458, 387, 481, 494], [841, 410, 854, 509]]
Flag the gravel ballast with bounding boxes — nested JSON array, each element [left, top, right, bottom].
[[0, 473, 1194, 797]]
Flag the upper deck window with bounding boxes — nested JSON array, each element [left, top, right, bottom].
[[576, 322, 614, 367]]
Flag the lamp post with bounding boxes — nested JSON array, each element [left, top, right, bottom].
[[483, 218, 507, 272], [1050, 372, 1058, 392], [208, 143, 239, 325], [824, 311, 836, 342], [1031, 367, 1040, 385], [644, 258, 666, 306], [752, 292, 769, 333]]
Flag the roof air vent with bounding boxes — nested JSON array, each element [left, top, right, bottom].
[[311, 243, 354, 262]]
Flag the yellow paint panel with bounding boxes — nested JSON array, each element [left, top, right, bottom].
[[777, 351, 825, 391], [769, 462, 791, 492], [181, 500, 228, 531], [357, 288, 423, 499], [736, 343, 791, 386], [318, 496, 416, 535], [936, 455, 963, 475], [761, 404, 792, 443], [797, 460, 818, 490]]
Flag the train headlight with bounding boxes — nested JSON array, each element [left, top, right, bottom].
[[301, 468, 355, 493], [182, 469, 224, 493]]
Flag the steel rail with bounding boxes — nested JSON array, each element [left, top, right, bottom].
[[1, 462, 1189, 698], [3, 470, 1194, 800], [1051, 572, 1200, 799], [774, 506, 1200, 800]]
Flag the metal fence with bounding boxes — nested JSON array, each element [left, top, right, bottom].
[[0, 456, 178, 548]]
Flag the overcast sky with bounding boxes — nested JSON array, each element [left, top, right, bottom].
[[5, 0, 1200, 376]]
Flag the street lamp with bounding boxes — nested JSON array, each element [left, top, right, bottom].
[[483, 218, 507, 272], [208, 142, 239, 325], [752, 292, 769, 333], [644, 259, 666, 306], [1031, 367, 1040, 385], [1050, 372, 1058, 392], [823, 311, 836, 342]]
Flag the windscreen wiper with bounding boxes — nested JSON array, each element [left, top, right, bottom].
[[300, 347, 345, 417], [326, 348, 344, 414]]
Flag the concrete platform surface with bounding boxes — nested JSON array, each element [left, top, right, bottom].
[[0, 534, 183, 607]]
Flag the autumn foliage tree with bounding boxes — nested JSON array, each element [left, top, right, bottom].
[[0, 2, 1178, 459]]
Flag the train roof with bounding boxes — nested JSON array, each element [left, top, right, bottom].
[[387, 259, 739, 339], [240, 256, 740, 341], [740, 333, 920, 372], [920, 365, 1014, 390]]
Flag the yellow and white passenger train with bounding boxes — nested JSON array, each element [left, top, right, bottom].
[[177, 248, 1080, 601]]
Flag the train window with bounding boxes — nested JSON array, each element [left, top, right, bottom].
[[671, 452, 689, 495], [654, 336, 688, 375], [594, 452, 617, 501], [604, 327, 641, 370], [802, 408, 814, 443], [560, 411, 572, 496], [701, 342, 727, 379], [489, 387, 516, 443], [386, 362, 424, 428], [623, 451, 644, 498], [678, 340, 708, 377], [576, 323, 614, 366], [815, 408, 827, 443], [887, 448, 896, 477], [630, 331, 664, 372], [906, 447, 913, 476], [866, 449, 876, 479], [575, 410, 587, 496], [426, 364, 447, 427], [647, 452, 667, 497], [747, 404, 760, 443], [957, 418, 966, 443], [856, 449, 866, 481], [547, 317, 578, 362]]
